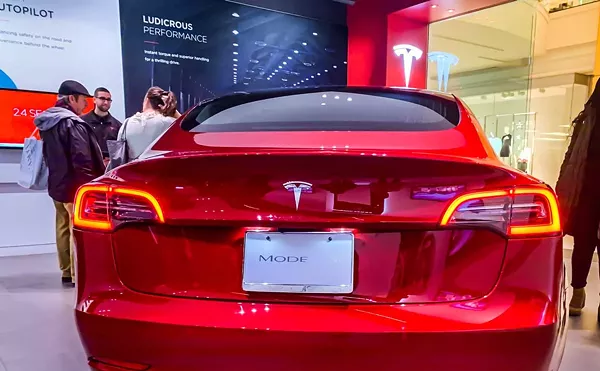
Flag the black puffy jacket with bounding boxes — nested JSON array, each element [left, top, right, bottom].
[[556, 103, 600, 236], [34, 106, 105, 203]]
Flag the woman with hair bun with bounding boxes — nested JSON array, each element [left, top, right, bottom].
[[117, 86, 181, 160]]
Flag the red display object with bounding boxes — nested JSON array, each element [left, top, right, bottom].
[[0, 89, 93, 147], [347, 0, 513, 88], [386, 14, 429, 88], [73, 87, 566, 371]]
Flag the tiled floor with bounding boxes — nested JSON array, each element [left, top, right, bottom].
[[0, 252, 598, 371]]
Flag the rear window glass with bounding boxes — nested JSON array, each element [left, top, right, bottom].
[[182, 89, 460, 132]]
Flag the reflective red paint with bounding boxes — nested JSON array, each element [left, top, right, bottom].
[[76, 232, 565, 370], [75, 89, 566, 370]]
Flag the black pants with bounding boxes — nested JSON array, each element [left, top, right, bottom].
[[571, 203, 600, 289]]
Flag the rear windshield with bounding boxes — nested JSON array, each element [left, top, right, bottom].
[[182, 89, 460, 132]]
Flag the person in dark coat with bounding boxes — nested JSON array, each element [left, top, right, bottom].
[[556, 78, 600, 318], [33, 80, 105, 287]]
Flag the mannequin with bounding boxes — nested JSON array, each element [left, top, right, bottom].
[[500, 129, 512, 158]]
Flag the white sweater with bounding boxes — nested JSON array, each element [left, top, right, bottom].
[[118, 112, 176, 159]]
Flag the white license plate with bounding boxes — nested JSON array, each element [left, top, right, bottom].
[[242, 232, 354, 294]]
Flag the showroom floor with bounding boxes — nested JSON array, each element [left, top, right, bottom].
[[0, 252, 598, 371]]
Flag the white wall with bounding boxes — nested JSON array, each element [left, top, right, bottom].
[[532, 2, 600, 78], [546, 2, 600, 50], [0, 192, 56, 248], [0, 150, 56, 250]]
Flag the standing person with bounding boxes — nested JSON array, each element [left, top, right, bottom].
[[556, 78, 600, 319], [118, 87, 180, 160], [34, 80, 105, 287], [81, 87, 122, 163]]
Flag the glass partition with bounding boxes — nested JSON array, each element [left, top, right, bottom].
[[427, 0, 540, 175]]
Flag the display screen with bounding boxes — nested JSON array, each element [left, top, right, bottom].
[[0, 0, 125, 116], [119, 0, 348, 117], [0, 89, 93, 148], [0, 0, 348, 147], [0, 0, 124, 148]]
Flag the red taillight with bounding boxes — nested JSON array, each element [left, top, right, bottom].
[[440, 187, 561, 237], [74, 184, 164, 231]]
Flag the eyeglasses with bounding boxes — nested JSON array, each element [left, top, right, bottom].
[[96, 97, 113, 102]]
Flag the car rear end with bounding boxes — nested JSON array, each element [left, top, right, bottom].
[[74, 88, 566, 371]]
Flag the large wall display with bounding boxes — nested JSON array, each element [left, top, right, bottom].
[[0, 0, 123, 94], [0, 0, 125, 146], [0, 0, 348, 147], [119, 0, 348, 117]]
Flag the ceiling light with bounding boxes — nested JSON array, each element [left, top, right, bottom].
[[274, 70, 279, 72], [232, 13, 240, 17], [302, 42, 307, 46], [448, 9, 455, 13], [333, 65, 338, 68], [311, 75, 315, 78], [321, 103, 326, 106], [233, 58, 238, 62], [233, 43, 238, 47], [232, 30, 239, 35], [313, 32, 318, 36], [294, 50, 299, 54], [244, 83, 249, 85], [325, 69, 329, 72], [233, 64, 237, 67], [317, 73, 321, 76], [431, 4, 438, 8], [288, 56, 292, 60], [344, 61, 347, 64], [347, 97, 353, 102], [233, 68, 237, 71], [334, 96, 340, 100], [283, 62, 287, 65], [322, 94, 327, 98], [278, 65, 282, 68], [233, 51, 238, 55]]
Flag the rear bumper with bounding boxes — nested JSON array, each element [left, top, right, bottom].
[[75, 233, 566, 371], [77, 287, 565, 371]]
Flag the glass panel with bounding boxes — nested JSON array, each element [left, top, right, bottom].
[[428, 0, 537, 173], [529, 81, 589, 185]]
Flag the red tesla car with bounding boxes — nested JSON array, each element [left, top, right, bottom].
[[73, 87, 567, 371]]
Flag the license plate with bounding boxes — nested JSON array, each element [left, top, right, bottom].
[[242, 232, 354, 294]]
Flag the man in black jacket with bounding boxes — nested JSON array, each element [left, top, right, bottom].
[[81, 87, 122, 161], [34, 80, 105, 287]]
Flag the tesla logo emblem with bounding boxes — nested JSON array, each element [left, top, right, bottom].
[[393, 44, 423, 88], [428, 51, 459, 92], [283, 181, 313, 211]]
